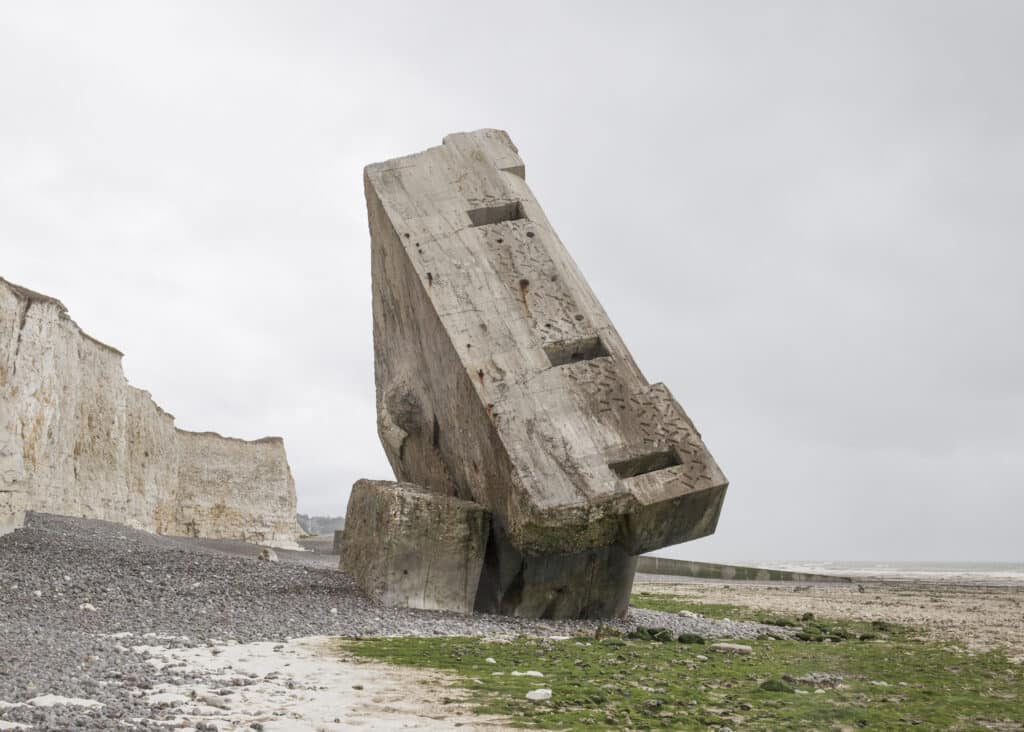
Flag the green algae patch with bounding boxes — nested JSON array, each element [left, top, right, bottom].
[[335, 611, 1023, 730]]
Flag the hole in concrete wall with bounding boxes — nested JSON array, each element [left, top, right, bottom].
[[467, 201, 525, 227], [609, 450, 682, 479], [544, 336, 609, 367]]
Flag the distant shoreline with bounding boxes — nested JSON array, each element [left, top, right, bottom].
[[747, 561, 1024, 586]]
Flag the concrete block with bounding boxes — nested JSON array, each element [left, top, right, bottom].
[[340, 479, 490, 613], [362, 130, 728, 617]]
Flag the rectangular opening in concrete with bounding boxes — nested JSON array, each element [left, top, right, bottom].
[[467, 201, 525, 227], [609, 450, 681, 479], [544, 336, 609, 367]]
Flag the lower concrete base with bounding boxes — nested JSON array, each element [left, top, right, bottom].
[[340, 480, 489, 614], [474, 523, 636, 619]]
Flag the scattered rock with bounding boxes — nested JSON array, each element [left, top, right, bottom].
[[525, 688, 552, 702], [760, 679, 795, 693], [78, 603, 97, 612], [258, 548, 278, 562]]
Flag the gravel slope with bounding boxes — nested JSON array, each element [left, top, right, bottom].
[[0, 513, 775, 730]]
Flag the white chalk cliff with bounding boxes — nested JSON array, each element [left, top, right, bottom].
[[0, 277, 298, 544]]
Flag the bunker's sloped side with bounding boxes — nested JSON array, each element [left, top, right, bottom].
[[0, 277, 298, 544], [365, 129, 728, 557]]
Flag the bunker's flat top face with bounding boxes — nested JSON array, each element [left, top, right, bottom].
[[366, 130, 726, 554]]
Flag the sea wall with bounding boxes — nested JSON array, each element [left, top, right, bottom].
[[0, 277, 298, 544], [635, 556, 853, 583]]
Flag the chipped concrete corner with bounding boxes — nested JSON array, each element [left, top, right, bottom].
[[345, 129, 728, 618], [0, 277, 300, 545]]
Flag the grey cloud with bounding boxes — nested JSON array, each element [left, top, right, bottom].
[[2, 0, 1020, 561]]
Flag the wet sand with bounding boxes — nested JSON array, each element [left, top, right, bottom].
[[634, 576, 1024, 658]]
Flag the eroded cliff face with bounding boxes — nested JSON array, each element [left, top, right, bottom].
[[0, 277, 298, 544]]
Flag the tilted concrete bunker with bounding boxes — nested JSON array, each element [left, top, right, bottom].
[[347, 129, 728, 618]]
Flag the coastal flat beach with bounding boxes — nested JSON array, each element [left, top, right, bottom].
[[635, 576, 1024, 658]]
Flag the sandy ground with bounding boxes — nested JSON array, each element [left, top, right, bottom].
[[132, 636, 515, 731], [634, 577, 1024, 658]]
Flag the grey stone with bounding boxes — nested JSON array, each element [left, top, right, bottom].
[[361, 130, 728, 618], [340, 480, 489, 613]]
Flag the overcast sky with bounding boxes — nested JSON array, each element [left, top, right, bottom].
[[2, 1, 1021, 561]]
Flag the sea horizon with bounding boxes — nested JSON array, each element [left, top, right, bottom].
[[745, 559, 1024, 584]]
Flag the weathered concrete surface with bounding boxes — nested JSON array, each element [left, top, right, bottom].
[[474, 523, 637, 618], [364, 130, 728, 617], [341, 480, 489, 613], [0, 277, 299, 545]]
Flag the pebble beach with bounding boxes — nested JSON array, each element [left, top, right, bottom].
[[0, 513, 775, 730]]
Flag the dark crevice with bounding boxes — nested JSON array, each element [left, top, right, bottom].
[[609, 449, 682, 479], [467, 201, 525, 227], [544, 336, 609, 367], [11, 301, 30, 378]]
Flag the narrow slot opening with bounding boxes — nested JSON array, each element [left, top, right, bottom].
[[544, 336, 609, 367], [609, 449, 681, 479], [467, 201, 525, 227], [431, 415, 440, 449]]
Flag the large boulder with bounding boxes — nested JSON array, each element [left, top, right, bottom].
[[340, 480, 490, 613]]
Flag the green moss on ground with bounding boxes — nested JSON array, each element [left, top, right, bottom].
[[336, 594, 1022, 731]]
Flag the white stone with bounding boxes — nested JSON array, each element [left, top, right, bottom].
[[79, 602, 97, 612], [709, 642, 753, 655], [511, 670, 544, 677], [525, 689, 552, 702], [484, 657, 496, 664]]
